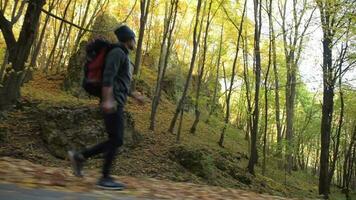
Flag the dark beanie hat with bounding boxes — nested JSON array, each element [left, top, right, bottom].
[[114, 25, 136, 42]]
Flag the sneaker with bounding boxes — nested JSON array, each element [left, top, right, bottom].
[[96, 176, 126, 190], [68, 150, 85, 177]]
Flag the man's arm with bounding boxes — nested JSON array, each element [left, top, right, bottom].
[[101, 49, 123, 113]]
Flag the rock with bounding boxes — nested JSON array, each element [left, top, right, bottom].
[[61, 41, 88, 98], [161, 76, 176, 100], [135, 78, 152, 98], [38, 106, 142, 159], [169, 145, 216, 180]]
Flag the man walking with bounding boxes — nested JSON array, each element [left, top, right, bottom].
[[68, 25, 144, 190]]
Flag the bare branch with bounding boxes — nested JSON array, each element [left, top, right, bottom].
[[10, 0, 26, 24], [0, 10, 16, 49]]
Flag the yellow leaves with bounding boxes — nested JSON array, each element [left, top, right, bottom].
[[21, 73, 97, 107]]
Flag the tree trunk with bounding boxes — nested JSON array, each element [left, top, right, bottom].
[[279, 0, 314, 173], [270, 1, 282, 158], [247, 0, 262, 175], [285, 57, 297, 173], [0, 0, 45, 110], [319, 35, 334, 196], [263, 0, 272, 175]]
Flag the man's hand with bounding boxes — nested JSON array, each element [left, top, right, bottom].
[[101, 86, 117, 113], [130, 91, 145, 105], [101, 99, 117, 113]]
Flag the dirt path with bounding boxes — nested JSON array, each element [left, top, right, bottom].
[[0, 157, 296, 200]]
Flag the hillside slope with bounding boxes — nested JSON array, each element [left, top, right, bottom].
[[0, 71, 353, 199]]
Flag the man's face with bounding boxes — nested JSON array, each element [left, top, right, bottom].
[[126, 39, 136, 51]]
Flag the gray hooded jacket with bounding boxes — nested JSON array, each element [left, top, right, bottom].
[[101, 44, 133, 106]]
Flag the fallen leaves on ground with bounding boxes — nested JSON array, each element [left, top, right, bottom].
[[0, 157, 295, 200]]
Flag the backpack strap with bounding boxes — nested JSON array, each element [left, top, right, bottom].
[[109, 43, 129, 55]]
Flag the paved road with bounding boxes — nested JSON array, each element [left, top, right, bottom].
[[0, 183, 141, 200]]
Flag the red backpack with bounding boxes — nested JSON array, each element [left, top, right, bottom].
[[82, 38, 118, 97]]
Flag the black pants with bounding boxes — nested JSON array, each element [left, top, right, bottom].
[[81, 106, 124, 178]]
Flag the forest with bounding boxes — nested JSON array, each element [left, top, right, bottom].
[[0, 0, 355, 199]]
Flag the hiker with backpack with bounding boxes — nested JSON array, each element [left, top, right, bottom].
[[68, 25, 144, 190]]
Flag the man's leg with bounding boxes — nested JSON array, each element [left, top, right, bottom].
[[69, 107, 124, 177], [81, 141, 110, 159], [97, 106, 125, 190], [102, 106, 124, 178], [69, 123, 113, 177]]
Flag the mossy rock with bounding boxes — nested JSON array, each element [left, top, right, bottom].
[[37, 106, 142, 159], [87, 13, 120, 42], [169, 145, 216, 180], [61, 41, 88, 98], [0, 127, 6, 142]]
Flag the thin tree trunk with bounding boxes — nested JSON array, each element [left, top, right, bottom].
[[190, 0, 213, 134], [168, 0, 203, 133], [55, 0, 77, 74], [277, 0, 315, 173], [328, 73, 344, 187], [150, 0, 179, 131], [150, 2, 173, 131], [176, 109, 184, 142], [206, 25, 223, 123], [247, 0, 262, 175], [343, 125, 356, 199], [145, 0, 155, 54], [270, 1, 282, 158], [242, 32, 252, 142], [218, 0, 247, 147], [263, 0, 272, 175], [314, 141, 320, 176], [44, 0, 71, 74], [0, 0, 9, 12], [29, 5, 52, 68], [132, 0, 151, 91], [72, 0, 92, 52]]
